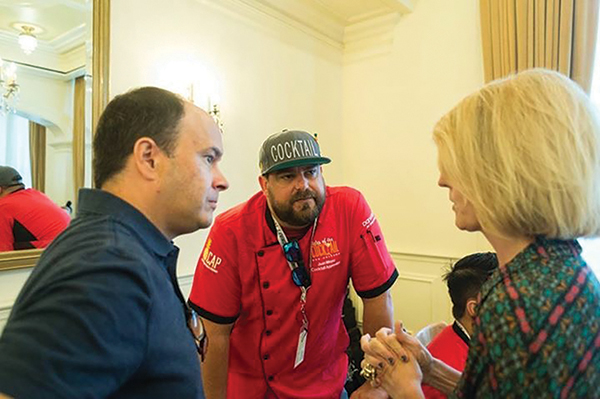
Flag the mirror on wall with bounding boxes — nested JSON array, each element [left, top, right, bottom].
[[0, 0, 109, 269]]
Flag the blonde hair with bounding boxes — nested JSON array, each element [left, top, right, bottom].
[[433, 69, 600, 239]]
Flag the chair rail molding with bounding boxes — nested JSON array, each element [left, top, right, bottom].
[[350, 250, 457, 333]]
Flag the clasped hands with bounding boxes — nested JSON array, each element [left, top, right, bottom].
[[359, 321, 433, 399]]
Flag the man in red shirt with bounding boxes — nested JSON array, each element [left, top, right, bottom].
[[0, 166, 70, 251], [189, 130, 398, 399], [422, 252, 498, 399]]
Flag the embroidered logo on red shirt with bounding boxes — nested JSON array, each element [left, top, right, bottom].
[[201, 238, 222, 273], [311, 237, 341, 272]]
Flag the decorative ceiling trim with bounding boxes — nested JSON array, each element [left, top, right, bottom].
[[343, 12, 401, 63], [0, 31, 86, 73], [208, 0, 417, 49], [381, 0, 417, 14], [50, 23, 87, 54], [0, 23, 86, 55], [221, 0, 345, 49], [7, 59, 85, 81]]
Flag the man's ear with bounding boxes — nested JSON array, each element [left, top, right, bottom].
[[466, 298, 478, 318], [258, 174, 268, 195], [132, 137, 163, 181]]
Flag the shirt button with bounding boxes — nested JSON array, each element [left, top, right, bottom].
[[265, 330, 272, 336], [257, 250, 264, 256], [268, 376, 274, 381], [263, 354, 270, 360], [263, 282, 270, 289], [266, 310, 273, 316]]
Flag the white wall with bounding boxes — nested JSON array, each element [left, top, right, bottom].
[[342, 0, 491, 260], [110, 0, 345, 278]]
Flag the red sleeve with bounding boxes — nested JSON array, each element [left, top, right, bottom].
[[347, 190, 398, 297], [0, 207, 14, 251], [188, 219, 241, 324], [422, 383, 447, 399]]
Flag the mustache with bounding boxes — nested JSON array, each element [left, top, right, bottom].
[[291, 190, 316, 202]]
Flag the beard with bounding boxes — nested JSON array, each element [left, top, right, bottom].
[[268, 187, 326, 227]]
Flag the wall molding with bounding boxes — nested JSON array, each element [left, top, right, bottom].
[[390, 250, 457, 264], [1, 252, 451, 331], [0, 273, 197, 331], [202, 0, 417, 51]]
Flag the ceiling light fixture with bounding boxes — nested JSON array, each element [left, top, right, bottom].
[[18, 25, 38, 55]]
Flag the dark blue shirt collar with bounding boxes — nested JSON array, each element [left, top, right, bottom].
[[76, 188, 175, 258]]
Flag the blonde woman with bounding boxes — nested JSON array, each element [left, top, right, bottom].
[[360, 69, 600, 398]]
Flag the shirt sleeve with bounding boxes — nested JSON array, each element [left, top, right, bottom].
[[0, 247, 152, 399], [188, 219, 241, 324], [422, 383, 448, 399], [348, 190, 398, 298], [0, 207, 14, 251]]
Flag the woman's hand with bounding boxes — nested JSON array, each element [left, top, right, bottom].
[[360, 324, 424, 398], [391, 321, 435, 384]]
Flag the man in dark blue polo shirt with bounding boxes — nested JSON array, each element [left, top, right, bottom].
[[0, 87, 228, 399]]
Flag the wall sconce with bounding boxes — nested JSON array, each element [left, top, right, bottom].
[[207, 97, 223, 131], [0, 58, 19, 114], [187, 83, 223, 131]]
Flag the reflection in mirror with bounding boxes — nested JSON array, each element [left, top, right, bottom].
[[0, 164, 71, 251], [0, 0, 93, 205], [0, 0, 91, 253], [0, 0, 110, 266]]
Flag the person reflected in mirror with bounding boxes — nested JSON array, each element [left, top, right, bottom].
[[360, 69, 600, 398], [0, 165, 70, 252], [188, 129, 398, 399], [0, 87, 229, 399], [421, 252, 497, 399]]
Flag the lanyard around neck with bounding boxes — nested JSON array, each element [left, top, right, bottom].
[[268, 206, 317, 328], [270, 212, 318, 287]]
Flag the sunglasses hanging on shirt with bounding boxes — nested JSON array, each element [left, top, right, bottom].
[[282, 240, 312, 288]]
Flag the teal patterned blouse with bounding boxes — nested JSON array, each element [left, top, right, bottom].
[[453, 237, 600, 398]]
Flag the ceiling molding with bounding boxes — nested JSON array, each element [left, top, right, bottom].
[[222, 0, 345, 48], [343, 12, 400, 62], [0, 23, 86, 55], [209, 0, 417, 49], [14, 60, 85, 81], [380, 0, 417, 14], [0, 22, 86, 73], [345, 11, 401, 44], [50, 23, 87, 54]]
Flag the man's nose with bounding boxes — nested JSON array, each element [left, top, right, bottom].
[[294, 174, 309, 190], [213, 166, 229, 191]]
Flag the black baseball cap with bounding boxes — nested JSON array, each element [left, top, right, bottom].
[[0, 166, 23, 187]]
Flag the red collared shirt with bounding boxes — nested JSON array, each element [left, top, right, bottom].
[[189, 186, 397, 399], [0, 188, 70, 251], [422, 323, 469, 399]]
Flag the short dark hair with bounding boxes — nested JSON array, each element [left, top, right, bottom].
[[444, 252, 498, 319], [93, 87, 185, 188]]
